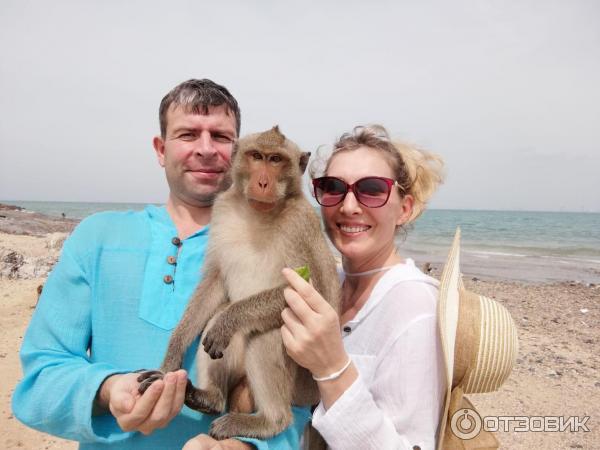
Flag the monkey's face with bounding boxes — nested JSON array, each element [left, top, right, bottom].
[[233, 127, 306, 212], [239, 149, 292, 210], [321, 147, 414, 265], [153, 105, 237, 207]]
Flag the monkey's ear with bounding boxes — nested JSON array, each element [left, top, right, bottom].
[[299, 152, 311, 174]]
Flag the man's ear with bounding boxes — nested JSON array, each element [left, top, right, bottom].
[[153, 136, 166, 167], [299, 152, 311, 175]]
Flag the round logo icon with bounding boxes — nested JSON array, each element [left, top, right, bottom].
[[450, 408, 482, 440]]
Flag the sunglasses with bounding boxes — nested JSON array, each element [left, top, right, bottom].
[[312, 176, 403, 208]]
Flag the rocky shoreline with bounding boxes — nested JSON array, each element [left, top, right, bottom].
[[0, 204, 77, 280], [0, 203, 78, 237]]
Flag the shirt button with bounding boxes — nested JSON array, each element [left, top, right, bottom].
[[343, 326, 351, 333], [163, 275, 174, 284], [171, 237, 182, 246], [167, 255, 177, 265], [413, 446, 421, 450]]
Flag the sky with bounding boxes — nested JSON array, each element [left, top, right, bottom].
[[1, 0, 599, 212]]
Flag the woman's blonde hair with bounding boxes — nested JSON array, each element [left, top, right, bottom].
[[310, 124, 445, 224]]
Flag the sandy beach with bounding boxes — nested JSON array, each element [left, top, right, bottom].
[[1, 206, 599, 449]]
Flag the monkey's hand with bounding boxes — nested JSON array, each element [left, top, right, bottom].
[[136, 369, 165, 395], [202, 316, 235, 359]]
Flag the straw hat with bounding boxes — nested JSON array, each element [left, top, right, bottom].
[[437, 228, 519, 450]]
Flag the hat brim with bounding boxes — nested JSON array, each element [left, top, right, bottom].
[[436, 228, 462, 448]]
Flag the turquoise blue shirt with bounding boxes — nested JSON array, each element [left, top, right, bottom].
[[12, 205, 309, 449]]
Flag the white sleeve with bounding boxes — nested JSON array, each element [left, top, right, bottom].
[[312, 281, 445, 450]]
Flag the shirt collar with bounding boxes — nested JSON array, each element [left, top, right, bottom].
[[343, 259, 439, 326], [144, 204, 210, 239]]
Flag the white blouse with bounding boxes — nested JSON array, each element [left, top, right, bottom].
[[312, 259, 445, 450]]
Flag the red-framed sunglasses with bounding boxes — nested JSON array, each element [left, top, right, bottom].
[[312, 176, 403, 208]]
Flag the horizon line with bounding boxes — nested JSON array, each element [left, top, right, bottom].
[[1, 199, 598, 215]]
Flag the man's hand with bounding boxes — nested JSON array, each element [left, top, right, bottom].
[[183, 434, 254, 450], [97, 370, 188, 435]]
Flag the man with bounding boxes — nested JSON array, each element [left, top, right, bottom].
[[12, 79, 310, 449]]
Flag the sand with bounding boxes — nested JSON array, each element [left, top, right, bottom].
[[1, 277, 77, 450], [1, 208, 599, 449], [462, 279, 599, 449]]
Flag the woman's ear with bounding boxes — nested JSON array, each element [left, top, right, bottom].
[[396, 194, 414, 226]]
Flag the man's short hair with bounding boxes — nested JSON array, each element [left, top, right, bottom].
[[159, 79, 241, 137]]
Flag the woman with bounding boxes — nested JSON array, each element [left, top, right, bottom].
[[281, 125, 445, 450]]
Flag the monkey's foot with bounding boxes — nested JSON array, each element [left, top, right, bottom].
[[184, 380, 225, 415], [136, 369, 164, 394], [209, 412, 290, 440]]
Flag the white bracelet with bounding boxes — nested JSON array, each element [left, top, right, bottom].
[[312, 358, 352, 382]]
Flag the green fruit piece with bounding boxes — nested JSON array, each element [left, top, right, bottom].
[[294, 265, 311, 281]]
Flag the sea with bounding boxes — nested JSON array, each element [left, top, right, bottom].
[[3, 200, 600, 284]]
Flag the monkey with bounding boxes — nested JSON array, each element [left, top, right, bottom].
[[138, 126, 340, 443]]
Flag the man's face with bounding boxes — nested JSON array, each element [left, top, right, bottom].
[[153, 104, 237, 207]]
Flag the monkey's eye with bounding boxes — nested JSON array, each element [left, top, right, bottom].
[[250, 151, 263, 161], [269, 154, 283, 163]]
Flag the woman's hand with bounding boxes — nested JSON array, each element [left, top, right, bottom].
[[280, 268, 349, 378]]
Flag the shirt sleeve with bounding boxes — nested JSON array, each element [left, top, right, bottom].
[[312, 282, 445, 450], [11, 219, 131, 444]]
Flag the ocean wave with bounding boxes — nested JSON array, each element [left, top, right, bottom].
[[467, 250, 528, 258], [463, 250, 600, 264], [538, 255, 600, 265]]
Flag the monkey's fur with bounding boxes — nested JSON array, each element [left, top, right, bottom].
[[138, 126, 339, 443]]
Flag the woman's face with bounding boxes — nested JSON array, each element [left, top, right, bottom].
[[321, 146, 413, 266]]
